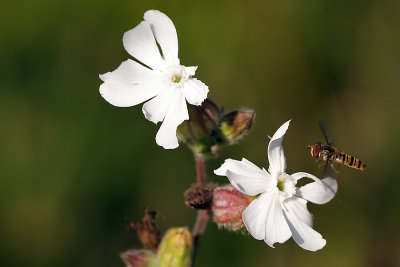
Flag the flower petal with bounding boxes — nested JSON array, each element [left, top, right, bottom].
[[214, 158, 265, 177], [99, 81, 160, 107], [142, 89, 175, 124], [283, 197, 312, 227], [155, 90, 188, 149], [283, 198, 326, 251], [291, 172, 321, 183], [99, 59, 162, 84], [225, 170, 273, 196], [264, 192, 292, 247], [182, 78, 209, 106], [123, 21, 164, 70], [268, 120, 290, 177], [185, 66, 197, 76], [296, 177, 337, 204], [242, 192, 271, 240], [144, 10, 179, 66], [214, 158, 275, 196]]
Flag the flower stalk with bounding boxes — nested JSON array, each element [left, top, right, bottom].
[[191, 155, 210, 266], [195, 155, 206, 185]]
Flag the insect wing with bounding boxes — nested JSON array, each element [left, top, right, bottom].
[[319, 121, 333, 145]]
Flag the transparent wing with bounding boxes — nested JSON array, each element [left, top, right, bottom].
[[319, 121, 333, 145]]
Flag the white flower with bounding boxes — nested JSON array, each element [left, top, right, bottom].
[[214, 120, 337, 251], [99, 10, 209, 149]]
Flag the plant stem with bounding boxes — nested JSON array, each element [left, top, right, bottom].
[[195, 155, 206, 184], [191, 155, 210, 266]]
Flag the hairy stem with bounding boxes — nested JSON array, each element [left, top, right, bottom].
[[195, 155, 206, 184], [191, 155, 210, 266], [192, 210, 209, 266]]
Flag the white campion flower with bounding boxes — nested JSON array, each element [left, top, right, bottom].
[[214, 120, 337, 251], [99, 10, 209, 149]]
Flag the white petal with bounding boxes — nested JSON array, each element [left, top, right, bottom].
[[214, 158, 261, 176], [268, 120, 290, 176], [283, 198, 326, 251], [182, 78, 209, 106], [214, 158, 275, 196], [142, 89, 175, 124], [225, 170, 274, 196], [144, 10, 179, 66], [291, 172, 320, 183], [155, 90, 188, 149], [242, 192, 271, 240], [123, 21, 164, 70], [99, 59, 161, 84], [99, 81, 159, 107], [283, 197, 312, 227], [264, 192, 292, 247], [242, 158, 263, 169], [296, 177, 337, 204], [185, 66, 197, 76]]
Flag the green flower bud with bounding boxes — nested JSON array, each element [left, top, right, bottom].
[[177, 98, 221, 155], [219, 109, 255, 145], [157, 227, 193, 267], [120, 249, 158, 267], [178, 99, 256, 155]]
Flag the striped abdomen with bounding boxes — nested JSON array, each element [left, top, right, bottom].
[[335, 153, 367, 170]]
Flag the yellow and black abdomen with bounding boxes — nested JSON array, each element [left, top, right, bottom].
[[336, 153, 367, 170]]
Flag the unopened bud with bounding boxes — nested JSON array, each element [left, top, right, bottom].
[[157, 227, 192, 267], [177, 98, 221, 154], [120, 249, 158, 267], [212, 185, 253, 231], [219, 109, 255, 145]]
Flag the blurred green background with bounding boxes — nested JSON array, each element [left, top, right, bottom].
[[1, 0, 399, 266]]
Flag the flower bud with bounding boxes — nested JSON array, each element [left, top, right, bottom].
[[219, 109, 255, 145], [157, 227, 192, 267], [120, 249, 158, 267], [212, 184, 253, 231], [177, 98, 221, 154]]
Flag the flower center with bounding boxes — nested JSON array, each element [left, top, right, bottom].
[[171, 73, 182, 83], [276, 174, 296, 197], [277, 178, 285, 192], [163, 65, 188, 87]]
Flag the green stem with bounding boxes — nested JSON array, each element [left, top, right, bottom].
[[191, 155, 210, 266]]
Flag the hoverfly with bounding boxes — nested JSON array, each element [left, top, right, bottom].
[[308, 123, 367, 172]]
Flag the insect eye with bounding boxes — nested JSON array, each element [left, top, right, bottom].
[[313, 144, 321, 158]]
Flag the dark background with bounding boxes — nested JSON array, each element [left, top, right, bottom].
[[1, 0, 399, 266]]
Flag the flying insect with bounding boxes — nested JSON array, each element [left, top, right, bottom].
[[308, 123, 367, 171]]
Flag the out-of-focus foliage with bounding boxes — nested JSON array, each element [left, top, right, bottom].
[[0, 0, 399, 266]]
